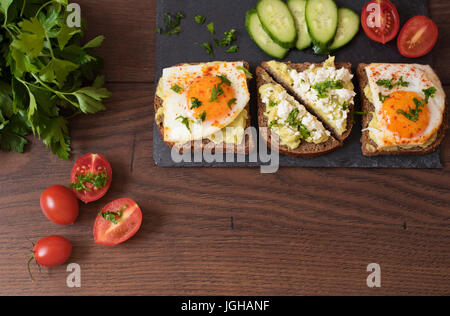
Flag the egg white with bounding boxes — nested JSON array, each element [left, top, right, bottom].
[[160, 61, 250, 144], [365, 63, 446, 147]]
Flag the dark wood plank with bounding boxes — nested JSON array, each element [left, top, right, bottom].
[[0, 0, 449, 296]]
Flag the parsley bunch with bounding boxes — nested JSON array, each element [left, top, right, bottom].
[[0, 0, 111, 159]]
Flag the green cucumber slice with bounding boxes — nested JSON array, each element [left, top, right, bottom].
[[246, 9, 289, 59], [306, 0, 338, 53], [256, 0, 297, 49], [287, 0, 312, 51], [329, 8, 360, 51]]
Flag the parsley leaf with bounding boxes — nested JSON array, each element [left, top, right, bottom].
[[171, 84, 183, 93], [214, 29, 236, 47], [376, 77, 410, 89], [226, 45, 239, 53], [70, 170, 109, 192], [198, 42, 213, 56], [379, 93, 390, 102], [209, 83, 224, 102], [313, 80, 344, 98], [237, 66, 253, 79], [217, 74, 231, 86], [99, 205, 127, 225], [195, 15, 206, 25], [207, 22, 215, 35], [423, 87, 437, 104], [397, 98, 425, 122], [286, 109, 311, 140], [199, 111, 207, 122], [190, 97, 202, 109], [177, 116, 191, 131], [227, 98, 237, 109]]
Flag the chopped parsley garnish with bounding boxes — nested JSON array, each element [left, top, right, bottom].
[[176, 116, 191, 131], [237, 66, 253, 79], [191, 97, 202, 109], [376, 76, 410, 89], [268, 120, 278, 129], [379, 93, 390, 102], [286, 109, 311, 140], [207, 22, 215, 34], [313, 80, 344, 98], [269, 101, 278, 107], [209, 83, 225, 102], [195, 15, 206, 25], [158, 12, 185, 35], [99, 205, 127, 225], [214, 29, 237, 47], [171, 84, 183, 93], [217, 74, 232, 86], [198, 42, 214, 56], [397, 98, 425, 122], [199, 111, 207, 121], [70, 170, 108, 192], [423, 87, 437, 104], [226, 45, 239, 53], [342, 101, 349, 111], [228, 98, 237, 109]]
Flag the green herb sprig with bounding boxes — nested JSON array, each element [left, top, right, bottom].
[[0, 0, 111, 159], [376, 76, 409, 90], [286, 109, 311, 140], [99, 205, 128, 225], [70, 170, 108, 192], [313, 80, 344, 98]]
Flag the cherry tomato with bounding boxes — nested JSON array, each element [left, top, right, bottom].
[[70, 153, 112, 204], [361, 0, 400, 44], [40, 185, 79, 225], [33, 236, 73, 267], [397, 16, 438, 58], [94, 198, 143, 246]]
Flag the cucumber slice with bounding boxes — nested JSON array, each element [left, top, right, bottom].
[[306, 0, 338, 53], [287, 0, 312, 50], [256, 0, 297, 49], [246, 9, 289, 59], [329, 8, 360, 51]]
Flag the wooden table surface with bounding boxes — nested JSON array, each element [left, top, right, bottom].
[[0, 0, 449, 296]]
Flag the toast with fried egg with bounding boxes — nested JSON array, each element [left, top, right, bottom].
[[261, 58, 355, 142], [256, 67, 342, 158], [357, 63, 448, 156], [154, 61, 253, 154]]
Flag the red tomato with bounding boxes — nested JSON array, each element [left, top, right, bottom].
[[94, 198, 143, 246], [361, 0, 400, 44], [70, 153, 112, 204], [33, 236, 72, 267], [40, 185, 79, 225], [397, 16, 438, 58]]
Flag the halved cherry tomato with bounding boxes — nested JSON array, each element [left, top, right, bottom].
[[94, 198, 143, 246], [361, 0, 400, 44], [40, 185, 79, 225], [397, 16, 438, 58], [70, 153, 112, 204]]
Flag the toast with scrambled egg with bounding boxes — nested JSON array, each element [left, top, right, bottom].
[[154, 61, 253, 154], [357, 63, 448, 156], [256, 67, 342, 158], [261, 58, 355, 143]]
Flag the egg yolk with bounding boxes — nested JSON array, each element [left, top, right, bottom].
[[381, 91, 430, 140], [186, 75, 236, 123]]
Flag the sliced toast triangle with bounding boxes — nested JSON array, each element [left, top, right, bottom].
[[357, 63, 448, 156], [261, 61, 354, 142], [256, 67, 342, 158]]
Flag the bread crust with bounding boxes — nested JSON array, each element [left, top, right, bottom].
[[261, 61, 354, 142], [154, 61, 253, 154], [256, 67, 342, 158], [356, 63, 448, 157]]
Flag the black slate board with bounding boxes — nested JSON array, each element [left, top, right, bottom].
[[154, 0, 443, 168]]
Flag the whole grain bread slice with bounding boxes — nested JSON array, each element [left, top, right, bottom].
[[356, 63, 448, 157], [261, 61, 354, 142], [256, 67, 342, 158], [154, 61, 253, 154]]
